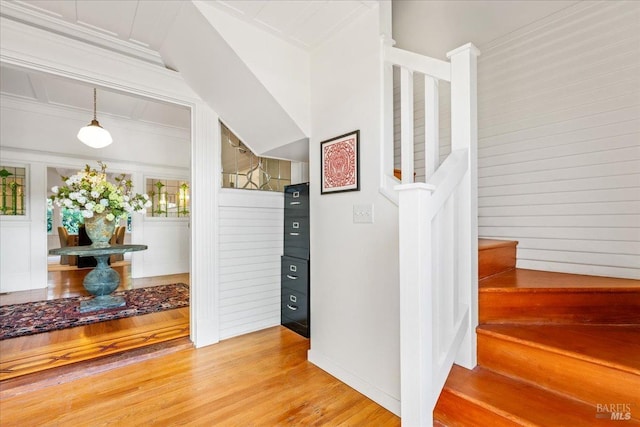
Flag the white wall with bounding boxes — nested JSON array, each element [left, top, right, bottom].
[[0, 161, 47, 292], [477, 1, 640, 279], [308, 6, 401, 415], [218, 189, 283, 339], [194, 1, 310, 137], [0, 97, 191, 292], [1, 14, 220, 347]]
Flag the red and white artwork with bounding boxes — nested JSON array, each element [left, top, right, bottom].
[[321, 131, 359, 194]]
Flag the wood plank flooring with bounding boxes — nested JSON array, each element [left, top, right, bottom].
[[0, 326, 400, 426], [0, 266, 190, 380]]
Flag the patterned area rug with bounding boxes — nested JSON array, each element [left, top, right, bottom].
[[0, 283, 189, 340]]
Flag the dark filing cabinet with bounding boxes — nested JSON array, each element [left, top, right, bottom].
[[281, 183, 310, 338]]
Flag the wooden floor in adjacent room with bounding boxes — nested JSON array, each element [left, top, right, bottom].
[[0, 263, 191, 381], [0, 326, 400, 426]]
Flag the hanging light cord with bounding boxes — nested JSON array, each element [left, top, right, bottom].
[[92, 88, 97, 121]]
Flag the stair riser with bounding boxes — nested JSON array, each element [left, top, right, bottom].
[[435, 389, 521, 427], [479, 290, 640, 324], [478, 332, 639, 406], [479, 244, 517, 280]]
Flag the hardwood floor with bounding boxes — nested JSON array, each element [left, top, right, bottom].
[[0, 265, 191, 380], [1, 265, 399, 425], [0, 326, 400, 426]]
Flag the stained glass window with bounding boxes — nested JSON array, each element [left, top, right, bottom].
[[221, 123, 291, 192], [145, 178, 190, 217], [0, 166, 26, 216]]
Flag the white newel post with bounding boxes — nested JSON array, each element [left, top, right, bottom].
[[446, 43, 480, 369], [397, 183, 435, 426]]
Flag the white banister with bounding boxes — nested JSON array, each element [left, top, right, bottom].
[[390, 42, 479, 426], [384, 45, 451, 82], [400, 67, 414, 184]]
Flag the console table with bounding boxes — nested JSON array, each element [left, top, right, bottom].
[[49, 244, 147, 312]]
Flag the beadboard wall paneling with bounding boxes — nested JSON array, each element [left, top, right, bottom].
[[478, 1, 640, 279], [218, 190, 284, 339]]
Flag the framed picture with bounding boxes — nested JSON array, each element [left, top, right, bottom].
[[320, 130, 360, 194]]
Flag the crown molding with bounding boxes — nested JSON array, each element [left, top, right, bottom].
[[0, 1, 165, 67], [0, 17, 200, 107]]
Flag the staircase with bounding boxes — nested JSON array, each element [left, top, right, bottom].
[[434, 239, 640, 426]]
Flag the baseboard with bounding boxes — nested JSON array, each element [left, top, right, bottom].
[[307, 349, 401, 416]]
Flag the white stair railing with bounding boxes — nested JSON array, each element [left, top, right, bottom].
[[384, 43, 480, 426]]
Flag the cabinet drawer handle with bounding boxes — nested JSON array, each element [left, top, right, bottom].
[[290, 201, 301, 205], [286, 304, 298, 311], [289, 232, 300, 236], [286, 274, 298, 280]]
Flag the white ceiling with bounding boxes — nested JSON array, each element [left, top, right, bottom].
[[0, 0, 374, 136], [202, 0, 377, 50], [0, 63, 191, 130], [1, 0, 581, 146], [392, 0, 580, 59]]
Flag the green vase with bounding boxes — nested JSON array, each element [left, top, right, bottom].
[[84, 212, 116, 248]]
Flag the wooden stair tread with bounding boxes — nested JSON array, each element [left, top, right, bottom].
[[435, 365, 606, 426], [478, 324, 640, 374], [478, 239, 517, 251], [480, 268, 640, 290], [479, 269, 640, 324], [478, 239, 518, 279], [440, 242, 640, 424]]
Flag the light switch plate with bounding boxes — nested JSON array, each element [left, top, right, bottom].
[[353, 204, 374, 224]]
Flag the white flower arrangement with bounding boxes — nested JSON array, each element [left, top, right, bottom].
[[50, 161, 151, 221]]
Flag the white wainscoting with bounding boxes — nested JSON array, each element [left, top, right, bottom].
[[218, 189, 284, 339], [135, 219, 190, 278], [0, 221, 33, 291]]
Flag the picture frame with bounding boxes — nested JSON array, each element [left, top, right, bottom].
[[320, 130, 360, 194]]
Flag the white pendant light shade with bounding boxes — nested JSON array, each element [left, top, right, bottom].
[[77, 119, 113, 148], [78, 88, 112, 148]]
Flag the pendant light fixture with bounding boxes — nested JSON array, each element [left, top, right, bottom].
[[77, 88, 112, 148]]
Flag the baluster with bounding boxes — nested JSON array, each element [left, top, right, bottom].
[[400, 67, 414, 184], [425, 75, 439, 180]]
